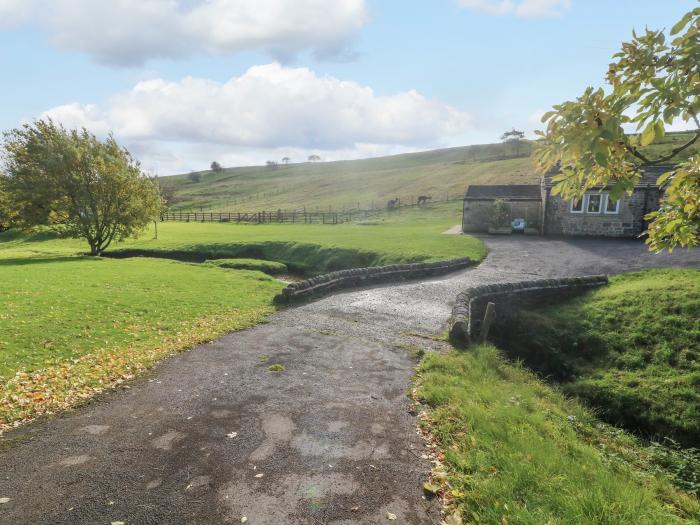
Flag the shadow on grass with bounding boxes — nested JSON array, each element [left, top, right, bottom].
[[0, 256, 93, 266]]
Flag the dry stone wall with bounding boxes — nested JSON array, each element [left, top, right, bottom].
[[274, 257, 475, 303], [449, 275, 608, 344]]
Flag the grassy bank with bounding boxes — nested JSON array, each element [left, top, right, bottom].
[[415, 345, 700, 524], [497, 269, 700, 445]]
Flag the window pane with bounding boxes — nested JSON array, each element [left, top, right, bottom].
[[571, 198, 583, 212], [606, 195, 618, 213], [587, 194, 601, 213]]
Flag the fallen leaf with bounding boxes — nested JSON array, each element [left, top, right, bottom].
[[386, 511, 397, 520], [111, 522, 125, 525], [444, 512, 464, 525], [241, 517, 248, 523], [351, 506, 360, 512], [423, 482, 439, 494], [0, 497, 10, 504], [254, 473, 264, 478], [226, 432, 238, 439]]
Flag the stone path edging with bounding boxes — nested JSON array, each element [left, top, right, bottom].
[[449, 275, 609, 343], [274, 257, 475, 303]]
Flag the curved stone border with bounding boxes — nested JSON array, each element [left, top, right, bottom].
[[449, 275, 608, 344], [274, 257, 475, 304]]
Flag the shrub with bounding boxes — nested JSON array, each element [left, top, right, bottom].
[[205, 258, 288, 275]]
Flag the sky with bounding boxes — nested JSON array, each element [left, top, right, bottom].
[[0, 0, 696, 175]]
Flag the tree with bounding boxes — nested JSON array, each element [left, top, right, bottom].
[[266, 160, 278, 169], [0, 176, 17, 232], [281, 156, 291, 164], [210, 161, 223, 172], [188, 171, 202, 183], [308, 154, 321, 163], [535, 7, 700, 251], [1, 119, 162, 255], [500, 129, 525, 157]]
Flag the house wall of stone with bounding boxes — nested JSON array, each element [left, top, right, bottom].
[[462, 199, 542, 233], [543, 189, 660, 237]]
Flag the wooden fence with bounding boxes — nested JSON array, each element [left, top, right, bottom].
[[160, 210, 370, 224]]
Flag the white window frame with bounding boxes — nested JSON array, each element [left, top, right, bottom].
[[570, 197, 584, 214], [603, 194, 620, 214], [586, 193, 603, 214]]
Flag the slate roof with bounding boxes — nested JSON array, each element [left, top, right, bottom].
[[464, 185, 541, 200], [542, 164, 675, 189]]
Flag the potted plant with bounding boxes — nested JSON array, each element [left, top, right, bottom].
[[488, 199, 512, 234]]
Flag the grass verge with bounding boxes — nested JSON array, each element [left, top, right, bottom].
[[0, 253, 282, 431], [495, 269, 700, 445], [414, 345, 700, 524]]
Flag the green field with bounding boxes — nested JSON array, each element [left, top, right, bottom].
[[161, 132, 700, 213], [416, 345, 700, 524], [108, 202, 484, 274], [497, 269, 700, 446], [0, 203, 481, 430]]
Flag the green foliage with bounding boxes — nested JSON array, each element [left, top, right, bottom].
[[535, 7, 700, 251], [1, 119, 162, 255], [267, 364, 285, 372], [499, 269, 700, 446], [0, 178, 17, 232], [206, 258, 288, 275], [490, 199, 510, 228], [416, 345, 699, 524]]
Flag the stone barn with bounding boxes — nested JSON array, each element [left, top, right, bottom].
[[461, 165, 671, 238], [461, 185, 542, 233]]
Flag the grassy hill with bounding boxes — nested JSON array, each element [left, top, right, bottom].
[[161, 132, 699, 213], [161, 142, 538, 212]]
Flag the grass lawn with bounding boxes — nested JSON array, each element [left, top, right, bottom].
[[106, 202, 486, 274], [497, 269, 700, 446], [0, 203, 481, 430], [415, 345, 700, 524]]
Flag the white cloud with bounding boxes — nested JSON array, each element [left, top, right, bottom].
[[0, 0, 367, 65], [41, 63, 472, 173], [457, 0, 571, 17]]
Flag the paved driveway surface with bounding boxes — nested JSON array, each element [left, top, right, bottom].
[[0, 237, 698, 525]]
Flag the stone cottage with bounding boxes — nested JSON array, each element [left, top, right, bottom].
[[461, 165, 671, 238]]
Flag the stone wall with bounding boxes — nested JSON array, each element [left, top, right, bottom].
[[449, 275, 608, 344], [543, 189, 660, 237], [462, 199, 542, 233], [274, 258, 475, 303]]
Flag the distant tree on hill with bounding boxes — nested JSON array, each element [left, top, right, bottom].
[[308, 154, 321, 163], [500, 129, 526, 157], [2, 119, 162, 255], [188, 172, 202, 183], [210, 161, 223, 172], [535, 6, 700, 251], [266, 160, 278, 169], [281, 157, 291, 164]]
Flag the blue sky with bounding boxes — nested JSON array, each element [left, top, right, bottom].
[[0, 0, 695, 174]]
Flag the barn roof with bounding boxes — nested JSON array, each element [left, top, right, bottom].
[[464, 185, 541, 200], [542, 164, 675, 189]]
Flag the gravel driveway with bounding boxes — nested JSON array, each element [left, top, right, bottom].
[[0, 236, 698, 525]]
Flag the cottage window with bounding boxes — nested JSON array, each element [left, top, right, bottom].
[[570, 198, 583, 213], [603, 194, 620, 214], [587, 194, 602, 213]]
